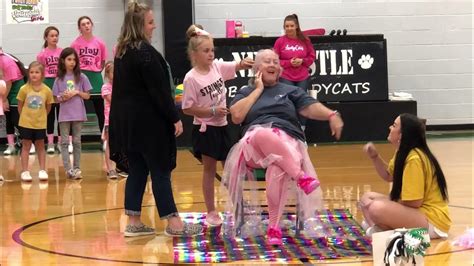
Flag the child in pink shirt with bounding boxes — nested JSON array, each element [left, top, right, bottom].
[[71, 16, 108, 147], [0, 50, 26, 155], [181, 25, 253, 227], [37, 26, 64, 153], [101, 61, 117, 179]]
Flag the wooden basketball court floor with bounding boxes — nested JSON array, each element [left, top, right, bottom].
[[0, 136, 472, 265]]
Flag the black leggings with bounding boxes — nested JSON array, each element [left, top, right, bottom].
[[5, 107, 19, 135], [47, 103, 60, 135], [88, 95, 104, 133]]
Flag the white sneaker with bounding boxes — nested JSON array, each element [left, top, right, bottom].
[[21, 171, 33, 182], [38, 170, 49, 181], [29, 145, 36, 154], [68, 143, 73, 154], [4, 144, 16, 155], [47, 144, 55, 154]]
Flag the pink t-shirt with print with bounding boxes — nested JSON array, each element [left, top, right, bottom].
[[37, 47, 63, 78], [182, 61, 237, 130], [0, 53, 24, 82], [71, 36, 108, 72], [101, 82, 112, 126]]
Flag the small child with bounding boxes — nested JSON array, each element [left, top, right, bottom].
[[16, 61, 54, 181], [52, 47, 91, 179], [101, 61, 118, 179], [182, 25, 253, 226]]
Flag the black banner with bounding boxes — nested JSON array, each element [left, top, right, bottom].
[[214, 35, 388, 103]]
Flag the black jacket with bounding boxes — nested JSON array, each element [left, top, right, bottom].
[[109, 42, 179, 171]]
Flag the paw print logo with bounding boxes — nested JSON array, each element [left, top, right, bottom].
[[358, 54, 374, 69]]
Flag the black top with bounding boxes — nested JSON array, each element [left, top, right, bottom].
[[109, 42, 179, 171]]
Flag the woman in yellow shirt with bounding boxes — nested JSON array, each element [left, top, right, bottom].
[[360, 113, 450, 238]]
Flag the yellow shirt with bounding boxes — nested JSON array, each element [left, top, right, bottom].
[[388, 148, 451, 232], [17, 83, 54, 129]]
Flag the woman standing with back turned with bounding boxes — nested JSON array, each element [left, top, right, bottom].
[[110, 2, 202, 237]]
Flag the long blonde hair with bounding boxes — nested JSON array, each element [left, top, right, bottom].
[[115, 2, 151, 58], [185, 24, 212, 66]]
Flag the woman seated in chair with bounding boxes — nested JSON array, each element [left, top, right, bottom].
[[223, 49, 344, 245]]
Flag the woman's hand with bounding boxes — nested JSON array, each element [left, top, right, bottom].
[[174, 120, 183, 137], [291, 57, 303, 67], [363, 142, 379, 159], [329, 114, 344, 140], [254, 71, 264, 91]]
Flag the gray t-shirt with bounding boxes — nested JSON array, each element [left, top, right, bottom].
[[231, 82, 317, 141]]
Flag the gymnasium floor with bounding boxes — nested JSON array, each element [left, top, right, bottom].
[[0, 136, 472, 265]]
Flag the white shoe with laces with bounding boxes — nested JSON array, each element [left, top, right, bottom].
[[47, 144, 55, 154], [38, 170, 49, 181], [21, 171, 33, 182]]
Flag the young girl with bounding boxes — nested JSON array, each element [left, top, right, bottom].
[[361, 113, 451, 239], [101, 61, 117, 179], [52, 48, 91, 179], [71, 16, 107, 147], [16, 61, 54, 182], [0, 49, 27, 156], [37, 26, 67, 154], [181, 25, 253, 226], [273, 14, 315, 129]]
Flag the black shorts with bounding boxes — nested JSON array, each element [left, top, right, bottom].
[[192, 125, 231, 161], [18, 126, 46, 141]]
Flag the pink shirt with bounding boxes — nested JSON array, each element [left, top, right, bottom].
[[71, 36, 107, 72], [273, 35, 315, 82], [101, 82, 112, 126], [0, 53, 24, 82], [37, 47, 63, 78], [182, 61, 237, 131]]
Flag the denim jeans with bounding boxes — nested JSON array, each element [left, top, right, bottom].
[[59, 121, 83, 170], [279, 77, 310, 127], [124, 151, 179, 219]]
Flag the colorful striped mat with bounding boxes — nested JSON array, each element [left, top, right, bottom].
[[173, 209, 372, 263]]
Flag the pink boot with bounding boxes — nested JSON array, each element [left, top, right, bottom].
[[267, 226, 283, 245], [297, 174, 320, 195]]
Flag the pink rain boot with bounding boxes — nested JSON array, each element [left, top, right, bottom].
[[297, 174, 320, 195], [267, 226, 283, 246]]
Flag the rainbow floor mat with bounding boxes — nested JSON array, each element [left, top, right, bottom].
[[173, 209, 372, 263]]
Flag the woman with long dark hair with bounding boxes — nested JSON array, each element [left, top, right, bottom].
[[360, 113, 450, 238]]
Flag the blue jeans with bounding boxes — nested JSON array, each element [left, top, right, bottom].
[[124, 151, 179, 219], [279, 77, 309, 127]]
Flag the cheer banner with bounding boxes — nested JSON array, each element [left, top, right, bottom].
[[214, 35, 389, 102], [7, 0, 49, 24]]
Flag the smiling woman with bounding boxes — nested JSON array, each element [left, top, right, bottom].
[[224, 49, 344, 245], [110, 1, 202, 238]]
